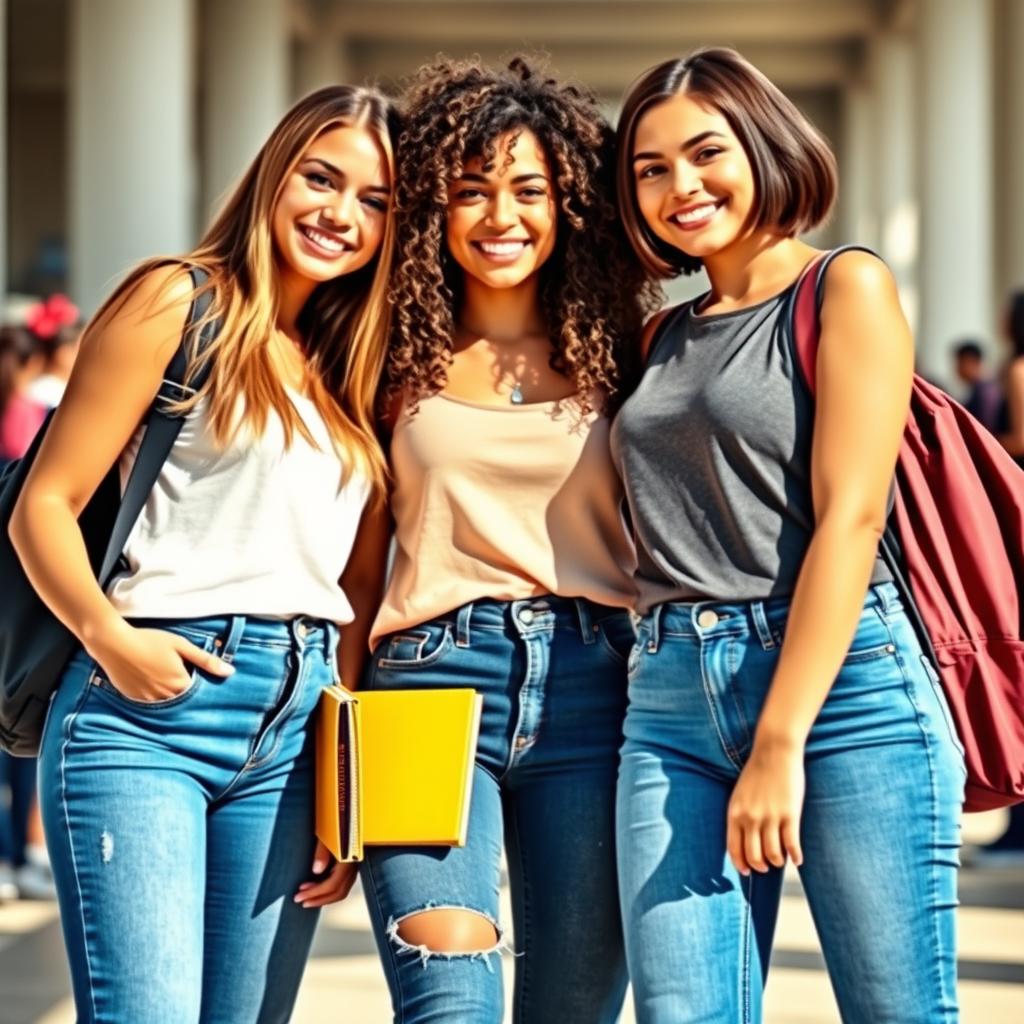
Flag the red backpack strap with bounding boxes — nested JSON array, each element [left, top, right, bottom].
[[789, 245, 882, 397]]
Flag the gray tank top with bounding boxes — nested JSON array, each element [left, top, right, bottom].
[[611, 283, 891, 612]]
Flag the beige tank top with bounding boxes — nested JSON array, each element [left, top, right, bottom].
[[370, 392, 637, 648]]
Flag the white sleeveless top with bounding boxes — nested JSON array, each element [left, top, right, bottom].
[[107, 392, 370, 623]]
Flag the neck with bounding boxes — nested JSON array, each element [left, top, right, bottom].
[[701, 233, 809, 304], [457, 274, 546, 344]]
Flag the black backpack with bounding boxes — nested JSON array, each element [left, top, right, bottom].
[[0, 267, 217, 755]]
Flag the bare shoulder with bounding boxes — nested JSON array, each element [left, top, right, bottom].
[[99, 263, 196, 342], [820, 249, 897, 309], [68, 263, 201, 410]]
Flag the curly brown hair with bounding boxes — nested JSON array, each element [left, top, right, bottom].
[[384, 55, 661, 413]]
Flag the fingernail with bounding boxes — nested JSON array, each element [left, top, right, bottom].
[[222, 663, 235, 674], [313, 859, 326, 873]]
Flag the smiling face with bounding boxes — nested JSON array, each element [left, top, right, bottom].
[[272, 123, 391, 286], [632, 92, 756, 263], [445, 129, 558, 290]]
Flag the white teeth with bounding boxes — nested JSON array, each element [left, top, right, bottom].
[[673, 203, 718, 225], [478, 241, 527, 255], [302, 226, 347, 253]]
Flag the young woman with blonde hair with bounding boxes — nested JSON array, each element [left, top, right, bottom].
[[10, 85, 399, 1022]]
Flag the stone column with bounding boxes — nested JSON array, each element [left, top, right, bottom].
[[294, 33, 348, 99], [201, 0, 289, 222], [997, 0, 1024, 302], [839, 82, 878, 252], [69, 0, 195, 315], [917, 0, 994, 382], [869, 31, 918, 333]]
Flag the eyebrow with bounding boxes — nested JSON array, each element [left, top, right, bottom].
[[456, 171, 550, 185], [632, 130, 726, 163], [302, 157, 390, 194]]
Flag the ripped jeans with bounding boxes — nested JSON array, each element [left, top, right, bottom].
[[38, 615, 336, 1023], [360, 596, 633, 1024]]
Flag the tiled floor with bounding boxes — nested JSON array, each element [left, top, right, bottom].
[[2, 812, 1021, 1023]]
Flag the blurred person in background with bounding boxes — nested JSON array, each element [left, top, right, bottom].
[[968, 290, 1024, 867], [0, 324, 51, 903], [26, 294, 83, 409], [0, 325, 46, 465], [952, 338, 1002, 434], [999, 289, 1024, 469]]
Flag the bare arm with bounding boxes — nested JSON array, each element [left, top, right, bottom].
[[337, 498, 392, 689], [1000, 359, 1024, 456], [9, 265, 233, 698], [727, 251, 913, 874]]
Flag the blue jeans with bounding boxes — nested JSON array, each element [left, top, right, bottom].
[[38, 615, 336, 1024], [617, 583, 965, 1024], [360, 596, 634, 1023]]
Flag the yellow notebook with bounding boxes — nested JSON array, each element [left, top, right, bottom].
[[316, 686, 483, 863]]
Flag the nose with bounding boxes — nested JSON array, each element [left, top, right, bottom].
[[323, 188, 356, 230], [485, 190, 517, 232], [670, 159, 702, 197]]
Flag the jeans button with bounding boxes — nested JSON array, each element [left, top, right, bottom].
[[697, 609, 719, 629], [518, 608, 535, 625]]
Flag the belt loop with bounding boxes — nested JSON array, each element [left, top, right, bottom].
[[574, 598, 596, 645], [220, 615, 247, 663], [647, 604, 663, 653], [455, 603, 473, 648], [750, 602, 775, 651], [873, 582, 891, 616]]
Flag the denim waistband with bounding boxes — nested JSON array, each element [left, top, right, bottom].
[[431, 595, 630, 649], [126, 614, 339, 661], [638, 581, 902, 654]]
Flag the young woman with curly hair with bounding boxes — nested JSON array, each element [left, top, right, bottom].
[[612, 48, 965, 1022], [353, 56, 656, 1023], [10, 85, 399, 1021]]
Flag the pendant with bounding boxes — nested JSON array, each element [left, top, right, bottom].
[[510, 382, 524, 405]]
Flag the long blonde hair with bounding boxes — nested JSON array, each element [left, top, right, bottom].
[[85, 85, 400, 492]]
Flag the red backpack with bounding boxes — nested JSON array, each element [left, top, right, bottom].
[[791, 247, 1024, 812]]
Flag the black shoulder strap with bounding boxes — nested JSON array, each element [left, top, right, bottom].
[[99, 267, 217, 585]]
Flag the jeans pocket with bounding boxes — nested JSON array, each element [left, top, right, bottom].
[[90, 633, 214, 710], [376, 623, 455, 672]]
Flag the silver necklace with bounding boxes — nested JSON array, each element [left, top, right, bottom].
[[509, 381, 524, 405]]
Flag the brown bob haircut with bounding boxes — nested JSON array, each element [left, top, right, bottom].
[[616, 47, 838, 277]]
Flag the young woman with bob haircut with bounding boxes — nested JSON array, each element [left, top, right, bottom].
[[10, 85, 399, 1022], [353, 56, 657, 1023], [611, 48, 965, 1023]]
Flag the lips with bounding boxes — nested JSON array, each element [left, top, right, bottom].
[[297, 223, 354, 258]]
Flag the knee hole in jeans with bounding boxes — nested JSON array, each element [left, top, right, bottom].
[[389, 906, 502, 959]]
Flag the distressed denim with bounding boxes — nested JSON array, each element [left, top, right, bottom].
[[617, 582, 966, 1024], [38, 615, 337, 1024], [360, 595, 633, 1024]]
